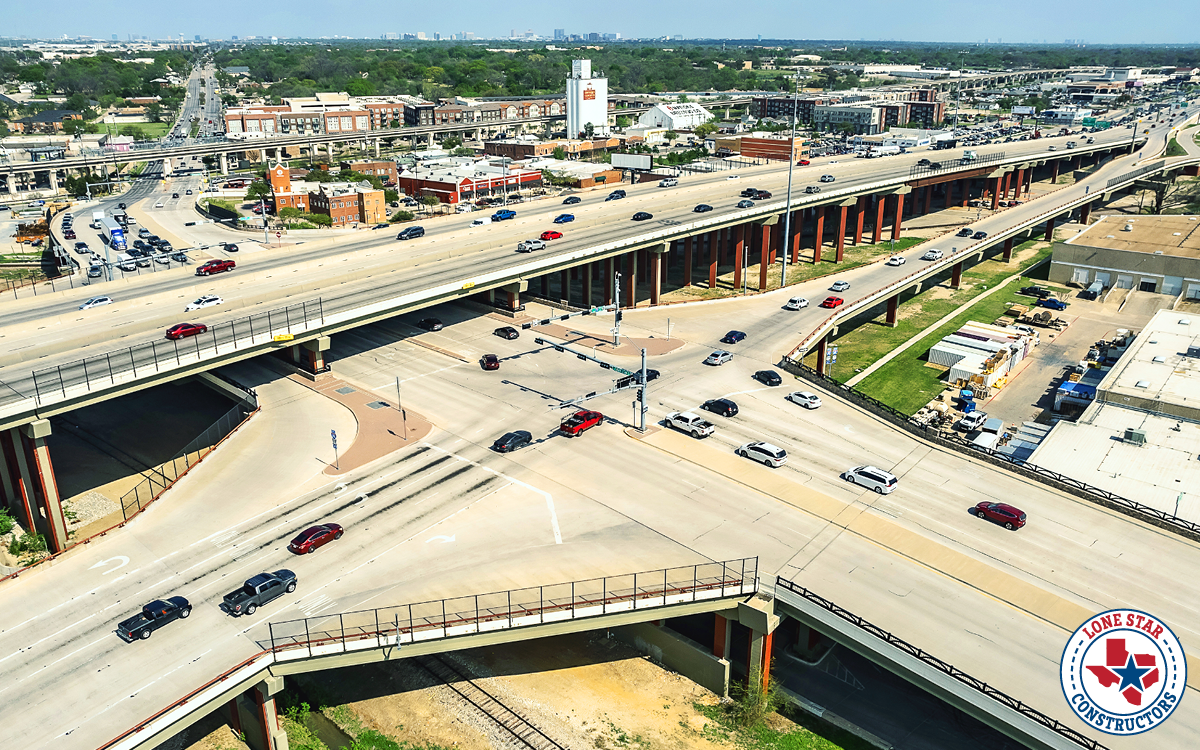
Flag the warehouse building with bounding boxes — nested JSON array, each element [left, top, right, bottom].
[[1049, 215, 1200, 299], [636, 102, 714, 131]]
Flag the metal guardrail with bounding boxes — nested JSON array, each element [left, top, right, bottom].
[[267, 557, 759, 658], [780, 360, 1200, 541], [775, 577, 1109, 750], [1105, 159, 1167, 188], [908, 150, 1006, 179]]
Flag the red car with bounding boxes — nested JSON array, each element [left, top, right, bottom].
[[560, 410, 603, 437], [166, 322, 208, 340], [540, 230, 563, 241], [63, 229, 77, 239], [288, 523, 343, 554], [820, 296, 844, 308], [197, 259, 235, 276], [796, 159, 811, 166], [481, 353, 500, 371], [973, 502, 1027, 530]]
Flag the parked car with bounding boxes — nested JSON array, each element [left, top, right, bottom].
[[693, 204, 714, 213], [820, 296, 844, 308], [494, 326, 519, 340], [517, 239, 546, 253], [753, 370, 783, 386], [480, 353, 500, 371], [540, 230, 563, 241], [560, 410, 603, 436], [1037, 298, 1068, 311], [166, 322, 209, 340], [886, 255, 906, 266], [288, 524, 343, 554], [704, 350, 733, 366], [79, 296, 114, 310], [632, 212, 653, 221], [185, 294, 223, 312], [784, 296, 808, 310], [562, 196, 581, 205], [787, 391, 823, 409], [843, 465, 898, 494], [721, 330, 747, 344], [664, 411, 716, 438], [737, 441, 787, 468], [492, 430, 533, 452], [973, 501, 1027, 530], [830, 280, 850, 292], [921, 249, 944, 261], [737, 199, 756, 208], [222, 570, 298, 616], [397, 226, 426, 240], [701, 398, 739, 417], [116, 597, 191, 641], [196, 259, 235, 276], [416, 318, 444, 331], [553, 214, 575, 224]]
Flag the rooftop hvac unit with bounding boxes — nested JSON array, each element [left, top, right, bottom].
[[1123, 428, 1147, 446], [1188, 337, 1200, 358]]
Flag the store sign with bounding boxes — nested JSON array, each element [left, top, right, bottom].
[[583, 88, 596, 101]]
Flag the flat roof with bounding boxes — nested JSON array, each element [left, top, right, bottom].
[[1067, 214, 1200, 259], [1097, 309, 1200, 408]]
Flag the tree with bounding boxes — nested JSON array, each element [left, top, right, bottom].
[[246, 180, 272, 201], [583, 122, 594, 139], [302, 212, 333, 226], [693, 122, 717, 139], [278, 206, 302, 221], [419, 194, 441, 211], [389, 210, 415, 223], [442, 135, 463, 150], [62, 119, 88, 135], [145, 102, 163, 123], [452, 146, 474, 156], [615, 116, 631, 128], [665, 130, 678, 142], [552, 146, 567, 160], [384, 188, 399, 203]]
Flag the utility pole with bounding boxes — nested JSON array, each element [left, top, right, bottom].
[[781, 73, 800, 290], [612, 271, 622, 346], [636, 348, 647, 432], [260, 197, 269, 244]]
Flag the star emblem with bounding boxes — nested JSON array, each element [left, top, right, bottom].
[[1113, 655, 1151, 693]]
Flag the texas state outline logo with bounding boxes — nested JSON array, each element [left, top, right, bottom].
[[1061, 608, 1186, 735]]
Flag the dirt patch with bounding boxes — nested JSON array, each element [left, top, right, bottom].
[[164, 710, 248, 750]]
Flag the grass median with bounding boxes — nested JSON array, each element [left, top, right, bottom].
[[804, 239, 1057, 414]]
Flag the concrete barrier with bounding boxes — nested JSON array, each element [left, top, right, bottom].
[[615, 621, 731, 698]]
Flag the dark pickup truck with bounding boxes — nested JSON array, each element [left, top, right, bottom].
[[117, 596, 191, 641], [1019, 285, 1053, 299], [222, 570, 297, 616]]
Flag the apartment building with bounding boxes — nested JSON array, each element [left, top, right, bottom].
[[339, 159, 398, 185], [266, 161, 386, 225]]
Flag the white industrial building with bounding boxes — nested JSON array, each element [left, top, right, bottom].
[[565, 59, 609, 138], [636, 102, 714, 131]]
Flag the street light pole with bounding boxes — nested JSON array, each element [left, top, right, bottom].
[[781, 73, 800, 290]]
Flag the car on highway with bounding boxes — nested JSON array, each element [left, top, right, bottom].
[[491, 210, 517, 221], [797, 159, 811, 166], [1037, 298, 1068, 311], [753, 370, 783, 386], [803, 186, 822, 194], [416, 318, 444, 331], [118, 203, 126, 210], [480, 353, 500, 371], [615, 369, 661, 388], [605, 190, 626, 202], [63, 228, 76, 239], [553, 214, 574, 224], [665, 411, 716, 438], [138, 228, 151, 237], [288, 524, 343, 554], [492, 430, 533, 453], [560, 410, 603, 437], [397, 226, 426, 240], [1018, 285, 1052, 299], [116, 597, 191, 641], [223, 242, 238, 253], [693, 204, 714, 213], [222, 570, 298, 616], [632, 212, 653, 221], [494, 326, 519, 340], [830, 280, 850, 292], [517, 238, 546, 253], [751, 190, 772, 200], [736, 441, 787, 468], [737, 199, 755, 208], [185, 294, 223, 312], [740, 188, 759, 198], [372, 223, 390, 230], [721, 330, 747, 344], [186, 189, 194, 195], [886, 255, 906, 266], [540, 230, 563, 241], [562, 196, 581, 205], [973, 502, 1027, 530], [73, 241, 89, 254], [820, 296, 844, 308], [819, 174, 836, 183], [921, 249, 944, 261], [166, 322, 209, 340], [956, 228, 974, 237], [972, 231, 988, 240], [787, 391, 823, 409], [843, 465, 898, 494], [701, 398, 739, 417], [197, 259, 235, 276], [784, 296, 808, 310], [704, 350, 733, 366], [87, 266, 103, 278], [79, 296, 113, 310]]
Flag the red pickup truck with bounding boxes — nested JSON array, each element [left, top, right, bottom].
[[196, 259, 235, 276], [560, 410, 603, 437]]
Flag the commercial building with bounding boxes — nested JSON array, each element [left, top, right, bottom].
[[339, 159, 397, 185], [266, 161, 386, 225], [1049, 215, 1200, 299], [1040, 107, 1092, 126], [226, 93, 428, 136], [483, 137, 620, 160], [736, 133, 810, 162], [566, 59, 609, 138], [523, 157, 621, 188], [1029, 309, 1200, 520], [750, 96, 830, 124], [7, 110, 83, 134], [813, 103, 883, 135], [636, 102, 714, 131], [396, 159, 543, 204]]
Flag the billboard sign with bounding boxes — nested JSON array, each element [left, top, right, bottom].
[[1011, 106, 1036, 116], [612, 153, 652, 170]]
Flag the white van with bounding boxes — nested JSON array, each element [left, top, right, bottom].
[[471, 216, 492, 227], [843, 465, 898, 494], [658, 177, 678, 187], [455, 203, 475, 213]]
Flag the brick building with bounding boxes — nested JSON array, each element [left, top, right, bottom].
[[737, 134, 811, 162], [8, 110, 83, 134], [266, 160, 386, 225], [483, 136, 620, 160], [908, 101, 947, 128], [339, 159, 397, 185]]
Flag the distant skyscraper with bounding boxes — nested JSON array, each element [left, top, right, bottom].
[[232, 35, 238, 41], [554, 29, 565, 41], [433, 32, 441, 40], [416, 32, 426, 40], [111, 34, 118, 41], [194, 35, 201, 42]]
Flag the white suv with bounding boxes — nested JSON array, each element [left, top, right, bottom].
[[921, 249, 944, 261], [737, 442, 787, 468], [784, 296, 809, 310], [843, 465, 898, 494]]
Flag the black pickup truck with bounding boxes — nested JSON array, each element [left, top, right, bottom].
[[222, 570, 297, 616], [117, 597, 192, 641]]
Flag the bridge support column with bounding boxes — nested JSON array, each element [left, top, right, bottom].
[[872, 195, 884, 244], [500, 280, 526, 311], [1012, 168, 1024, 199], [650, 243, 667, 305], [540, 275, 549, 298], [951, 260, 963, 289], [1184, 165, 1200, 177], [885, 294, 899, 327], [758, 223, 771, 291], [1050, 159, 1060, 184], [770, 221, 782, 265], [683, 236, 693, 287], [1080, 201, 1092, 225], [603, 257, 614, 305], [0, 421, 68, 554], [960, 177, 970, 207], [234, 675, 289, 750], [560, 269, 571, 305], [999, 172, 1010, 201], [891, 193, 905, 240], [922, 184, 933, 215], [709, 230, 720, 288], [219, 152, 229, 175], [989, 178, 1000, 210], [733, 224, 745, 291], [815, 334, 830, 376], [1002, 237, 1014, 262], [813, 207, 826, 261], [581, 263, 592, 307], [791, 211, 803, 262], [1044, 215, 1057, 242], [292, 336, 331, 377], [47, 169, 59, 194], [624, 251, 638, 307], [835, 204, 848, 262], [374, 139, 380, 157]]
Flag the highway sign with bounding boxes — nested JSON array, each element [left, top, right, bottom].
[[273, 333, 294, 342], [331, 430, 337, 449]]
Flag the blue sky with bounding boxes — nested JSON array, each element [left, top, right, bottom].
[[4, 0, 1197, 45]]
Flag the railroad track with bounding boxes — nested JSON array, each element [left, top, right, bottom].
[[414, 654, 567, 750]]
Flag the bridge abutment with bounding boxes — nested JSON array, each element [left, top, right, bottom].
[[0, 419, 68, 554]]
